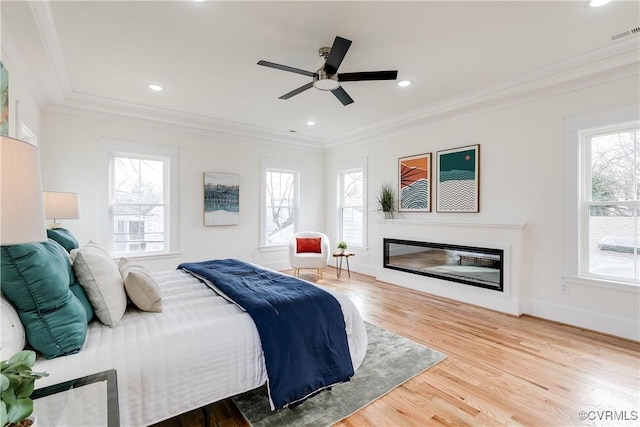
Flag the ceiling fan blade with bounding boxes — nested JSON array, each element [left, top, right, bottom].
[[338, 70, 398, 82], [257, 60, 315, 77], [331, 86, 354, 106], [324, 36, 352, 75], [279, 82, 314, 100]]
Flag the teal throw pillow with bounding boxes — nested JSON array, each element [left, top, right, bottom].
[[70, 282, 94, 322], [1, 239, 89, 359], [46, 228, 79, 253], [45, 228, 93, 322]]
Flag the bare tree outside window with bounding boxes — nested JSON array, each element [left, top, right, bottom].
[[341, 170, 364, 246], [586, 129, 639, 282], [112, 156, 166, 254], [265, 170, 296, 245], [591, 130, 638, 214]]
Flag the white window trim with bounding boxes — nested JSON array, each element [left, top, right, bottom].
[[336, 158, 368, 250], [259, 158, 301, 250], [563, 103, 639, 291], [98, 138, 179, 258], [578, 124, 638, 283]]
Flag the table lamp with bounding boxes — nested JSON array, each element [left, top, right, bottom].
[[0, 136, 47, 245], [43, 191, 80, 229]]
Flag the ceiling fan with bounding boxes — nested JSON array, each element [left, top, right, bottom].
[[257, 36, 398, 106]]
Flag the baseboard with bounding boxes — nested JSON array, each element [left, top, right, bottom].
[[344, 261, 379, 278], [522, 299, 640, 342]]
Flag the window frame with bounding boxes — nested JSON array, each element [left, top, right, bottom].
[[578, 124, 639, 283], [563, 103, 639, 290], [259, 158, 301, 250], [337, 158, 368, 250], [99, 138, 179, 259]]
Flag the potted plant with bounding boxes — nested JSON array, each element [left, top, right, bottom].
[[377, 182, 397, 219], [1, 350, 48, 427], [337, 241, 347, 254]]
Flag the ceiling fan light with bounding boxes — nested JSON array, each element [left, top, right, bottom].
[[588, 0, 612, 7], [314, 78, 340, 91]]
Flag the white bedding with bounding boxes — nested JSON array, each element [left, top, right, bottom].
[[33, 269, 368, 426]]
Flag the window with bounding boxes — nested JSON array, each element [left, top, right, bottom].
[[99, 139, 178, 257], [260, 160, 300, 247], [580, 125, 639, 283], [337, 159, 367, 248], [111, 155, 166, 255], [564, 104, 639, 288]]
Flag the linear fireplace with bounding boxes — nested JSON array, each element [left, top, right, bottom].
[[384, 238, 504, 291]]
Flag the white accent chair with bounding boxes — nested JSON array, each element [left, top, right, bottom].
[[288, 232, 331, 278]]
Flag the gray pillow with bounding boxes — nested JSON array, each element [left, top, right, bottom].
[[119, 258, 162, 313], [71, 242, 126, 327]]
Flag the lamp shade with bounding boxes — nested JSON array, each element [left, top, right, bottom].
[[0, 136, 47, 245], [43, 191, 80, 220]]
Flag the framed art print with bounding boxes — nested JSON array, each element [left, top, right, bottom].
[[399, 153, 431, 212], [204, 172, 240, 225], [436, 145, 479, 213]]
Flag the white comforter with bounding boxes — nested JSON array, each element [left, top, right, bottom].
[[33, 270, 368, 426]]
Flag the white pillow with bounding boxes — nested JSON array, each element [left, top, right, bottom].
[[1, 296, 26, 359], [71, 242, 127, 327], [118, 258, 162, 313]]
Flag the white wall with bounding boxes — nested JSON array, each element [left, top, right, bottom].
[[325, 74, 639, 341], [40, 110, 325, 272]]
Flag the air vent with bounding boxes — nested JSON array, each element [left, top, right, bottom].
[[611, 27, 640, 41]]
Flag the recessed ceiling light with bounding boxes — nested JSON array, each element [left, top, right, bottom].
[[148, 84, 164, 92], [397, 80, 412, 87], [306, 121, 316, 126], [589, 0, 612, 7]]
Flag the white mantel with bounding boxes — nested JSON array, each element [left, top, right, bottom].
[[376, 219, 526, 229], [374, 219, 528, 316]]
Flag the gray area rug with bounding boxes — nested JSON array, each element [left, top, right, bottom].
[[233, 322, 447, 427]]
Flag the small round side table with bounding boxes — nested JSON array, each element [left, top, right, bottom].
[[332, 252, 355, 279]]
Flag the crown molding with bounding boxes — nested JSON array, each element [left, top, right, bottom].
[[29, 1, 73, 99], [44, 99, 326, 150]]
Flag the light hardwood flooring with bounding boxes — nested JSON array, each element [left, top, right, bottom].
[[152, 268, 640, 427]]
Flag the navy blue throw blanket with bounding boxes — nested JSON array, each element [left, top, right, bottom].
[[178, 259, 354, 410]]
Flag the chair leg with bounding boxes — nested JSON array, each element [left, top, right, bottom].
[[318, 268, 323, 279]]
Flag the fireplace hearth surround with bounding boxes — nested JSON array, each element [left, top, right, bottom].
[[384, 238, 504, 291]]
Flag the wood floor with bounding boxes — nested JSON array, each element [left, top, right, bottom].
[[152, 268, 640, 427]]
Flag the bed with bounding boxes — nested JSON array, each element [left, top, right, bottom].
[[30, 267, 368, 426]]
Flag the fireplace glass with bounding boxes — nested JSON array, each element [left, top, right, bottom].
[[384, 238, 504, 291]]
